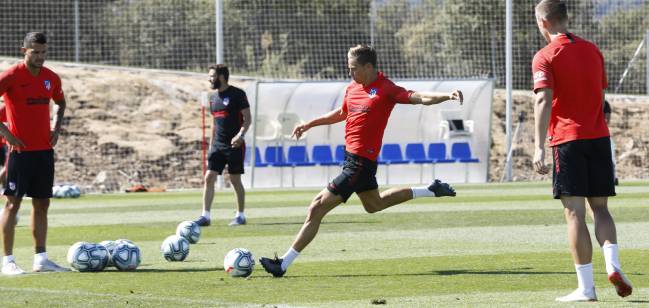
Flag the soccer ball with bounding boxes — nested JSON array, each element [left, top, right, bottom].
[[224, 248, 255, 277], [112, 241, 141, 271], [176, 221, 201, 244], [161, 235, 190, 262], [99, 240, 117, 267], [66, 242, 109, 272]]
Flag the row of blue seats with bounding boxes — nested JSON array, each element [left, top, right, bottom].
[[245, 142, 479, 167]]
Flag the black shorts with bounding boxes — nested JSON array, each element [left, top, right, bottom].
[[327, 150, 378, 203], [4, 149, 55, 199], [0, 144, 6, 166], [552, 137, 615, 200], [207, 145, 245, 175]]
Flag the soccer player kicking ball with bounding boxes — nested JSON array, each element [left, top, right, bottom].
[[0, 32, 69, 275], [532, 1, 632, 302], [259, 44, 462, 277]]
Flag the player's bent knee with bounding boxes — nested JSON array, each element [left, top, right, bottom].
[[204, 172, 218, 183], [3, 203, 20, 213], [306, 204, 325, 222]]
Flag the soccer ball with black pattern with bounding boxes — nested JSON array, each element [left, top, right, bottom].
[[176, 221, 201, 244], [161, 235, 190, 262], [224, 248, 255, 277], [67, 242, 109, 272], [112, 241, 141, 271]]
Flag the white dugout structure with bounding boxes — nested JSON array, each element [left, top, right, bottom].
[[239, 79, 494, 188]]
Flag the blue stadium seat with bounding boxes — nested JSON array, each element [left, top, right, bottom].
[[451, 142, 480, 163], [428, 143, 455, 163], [334, 145, 346, 163], [244, 146, 268, 167], [265, 146, 290, 167], [287, 146, 316, 166], [405, 143, 432, 163], [312, 145, 338, 166], [379, 144, 409, 164]]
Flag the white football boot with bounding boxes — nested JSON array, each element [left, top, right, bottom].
[[555, 287, 597, 302], [2, 261, 25, 276], [33, 259, 71, 272]]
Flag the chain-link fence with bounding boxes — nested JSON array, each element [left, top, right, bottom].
[[0, 0, 647, 93]]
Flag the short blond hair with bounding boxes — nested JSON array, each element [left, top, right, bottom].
[[535, 0, 568, 24]]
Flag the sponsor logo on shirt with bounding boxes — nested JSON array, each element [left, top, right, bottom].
[[223, 97, 230, 106], [44, 80, 51, 91], [533, 71, 547, 83], [368, 88, 378, 98], [26, 98, 50, 105], [348, 102, 371, 113]]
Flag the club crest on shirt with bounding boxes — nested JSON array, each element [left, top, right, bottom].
[[533, 71, 547, 83], [368, 88, 378, 98], [222, 97, 230, 106], [8, 182, 15, 191], [44, 80, 51, 91]]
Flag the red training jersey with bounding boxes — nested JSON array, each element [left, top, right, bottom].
[[342, 72, 413, 161], [0, 104, 6, 145], [532, 33, 609, 146], [0, 62, 64, 151]]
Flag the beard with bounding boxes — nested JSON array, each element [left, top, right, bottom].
[[210, 79, 221, 90]]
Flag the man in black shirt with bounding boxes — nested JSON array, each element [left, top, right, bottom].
[[195, 65, 251, 226]]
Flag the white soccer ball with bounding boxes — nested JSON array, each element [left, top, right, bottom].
[[66, 242, 109, 272], [176, 221, 201, 244], [112, 241, 141, 271], [161, 235, 190, 262], [224, 248, 255, 277], [99, 240, 118, 267]]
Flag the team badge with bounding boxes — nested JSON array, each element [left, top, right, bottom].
[[44, 80, 51, 90], [8, 182, 15, 191], [368, 88, 378, 98], [223, 97, 230, 106]]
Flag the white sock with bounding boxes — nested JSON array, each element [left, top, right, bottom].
[[235, 211, 245, 219], [602, 243, 621, 275], [280, 247, 300, 271], [34, 252, 48, 265], [575, 263, 594, 291], [411, 187, 435, 199], [201, 210, 211, 220], [2, 255, 15, 266]]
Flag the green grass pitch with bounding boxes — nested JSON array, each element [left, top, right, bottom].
[[0, 181, 647, 307]]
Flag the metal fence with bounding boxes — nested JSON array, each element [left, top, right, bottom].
[[0, 0, 647, 94]]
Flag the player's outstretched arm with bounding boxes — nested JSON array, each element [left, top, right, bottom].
[[292, 106, 347, 140], [409, 90, 463, 106], [533, 88, 552, 175]]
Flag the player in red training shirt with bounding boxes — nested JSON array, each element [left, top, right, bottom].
[[0, 105, 7, 187], [0, 32, 69, 275], [532, 0, 631, 302], [259, 44, 463, 277]]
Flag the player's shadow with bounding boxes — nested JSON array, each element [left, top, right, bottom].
[[257, 221, 376, 226], [276, 268, 646, 279], [134, 267, 220, 273], [269, 268, 581, 279]]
